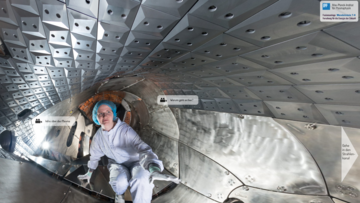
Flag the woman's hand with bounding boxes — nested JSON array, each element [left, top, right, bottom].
[[77, 170, 93, 183]]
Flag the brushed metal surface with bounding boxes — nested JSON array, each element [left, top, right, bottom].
[[64, 165, 114, 199], [152, 184, 217, 203], [139, 128, 179, 177], [153, 169, 175, 194], [27, 155, 71, 176], [61, 187, 104, 203], [275, 119, 360, 203], [229, 186, 334, 203], [0, 158, 70, 203], [179, 143, 242, 202], [173, 108, 327, 195]]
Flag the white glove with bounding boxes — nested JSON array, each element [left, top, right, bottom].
[[77, 170, 93, 183], [149, 171, 181, 184]]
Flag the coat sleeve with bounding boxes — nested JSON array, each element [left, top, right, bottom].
[[128, 126, 164, 171], [87, 132, 105, 170]]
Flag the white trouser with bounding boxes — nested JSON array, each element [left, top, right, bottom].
[[109, 161, 154, 203]]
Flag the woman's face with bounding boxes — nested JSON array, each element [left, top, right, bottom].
[[97, 105, 114, 129]]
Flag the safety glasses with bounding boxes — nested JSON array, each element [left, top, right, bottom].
[[97, 111, 112, 118]]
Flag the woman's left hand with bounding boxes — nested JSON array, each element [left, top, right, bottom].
[[149, 171, 181, 184]]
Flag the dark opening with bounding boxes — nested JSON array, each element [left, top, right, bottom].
[[66, 121, 77, 147]]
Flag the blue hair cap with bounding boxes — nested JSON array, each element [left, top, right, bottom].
[[92, 100, 117, 125]]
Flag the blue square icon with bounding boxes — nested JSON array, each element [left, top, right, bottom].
[[322, 3, 330, 10]]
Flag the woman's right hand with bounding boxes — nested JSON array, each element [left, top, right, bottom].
[[77, 170, 93, 183]]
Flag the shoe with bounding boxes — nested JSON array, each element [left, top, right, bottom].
[[115, 194, 125, 203]]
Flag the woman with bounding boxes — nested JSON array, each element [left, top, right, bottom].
[[78, 100, 179, 203]]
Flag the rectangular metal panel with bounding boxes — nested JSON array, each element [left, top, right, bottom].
[[173, 108, 328, 195], [139, 129, 179, 176], [179, 143, 242, 202], [0, 158, 70, 203], [152, 184, 217, 203], [275, 119, 360, 203]]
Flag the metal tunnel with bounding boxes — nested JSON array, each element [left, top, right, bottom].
[[0, 0, 359, 203]]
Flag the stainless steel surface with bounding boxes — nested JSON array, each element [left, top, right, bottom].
[[153, 169, 175, 194], [332, 198, 348, 203], [241, 32, 359, 69], [0, 157, 70, 203], [179, 143, 242, 202], [139, 128, 179, 177], [0, 0, 360, 202], [27, 155, 71, 176], [173, 108, 328, 195], [275, 119, 360, 203], [152, 184, 217, 203], [226, 0, 340, 47], [60, 187, 104, 203], [64, 165, 114, 199], [229, 186, 334, 203]]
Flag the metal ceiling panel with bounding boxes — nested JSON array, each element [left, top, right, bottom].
[[70, 33, 96, 52], [1, 27, 26, 47], [97, 22, 129, 46], [229, 186, 333, 203], [50, 44, 73, 59], [11, 0, 39, 16], [0, 0, 18, 26], [202, 76, 243, 87], [98, 0, 140, 28], [201, 99, 220, 111], [242, 32, 360, 69], [275, 120, 360, 203], [179, 143, 242, 202], [147, 42, 188, 62], [189, 0, 278, 29], [271, 57, 360, 85], [13, 91, 25, 99], [204, 56, 266, 74], [28, 39, 51, 54], [17, 63, 32, 73], [142, 0, 197, 19], [45, 29, 72, 47], [131, 5, 179, 38], [193, 34, 259, 60], [125, 31, 163, 51], [324, 21, 360, 50], [38, 1, 69, 30], [65, 0, 99, 19], [247, 85, 313, 103], [220, 86, 261, 100], [226, 0, 339, 47], [163, 14, 227, 51], [227, 70, 292, 86], [233, 99, 273, 116], [265, 101, 328, 123], [213, 98, 239, 113], [9, 48, 32, 64], [315, 104, 360, 128], [296, 84, 360, 106], [67, 9, 97, 39]]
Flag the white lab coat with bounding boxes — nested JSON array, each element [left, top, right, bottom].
[[87, 117, 163, 203]]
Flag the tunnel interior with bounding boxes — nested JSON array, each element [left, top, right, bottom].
[[0, 0, 359, 203]]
